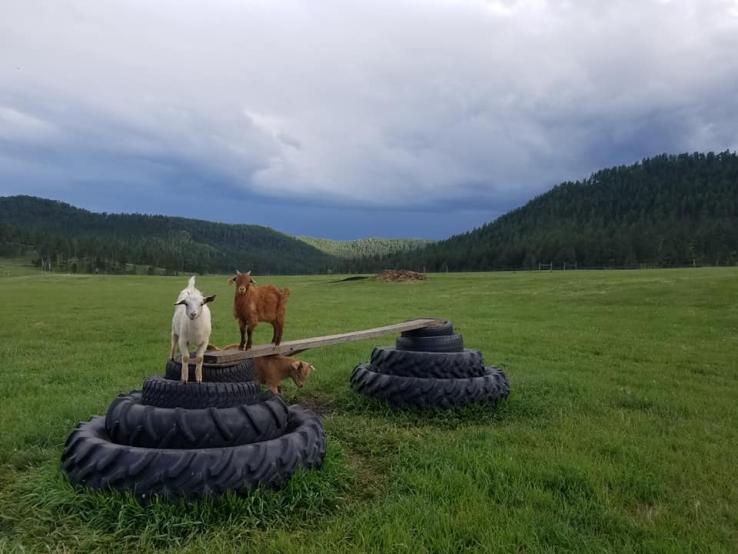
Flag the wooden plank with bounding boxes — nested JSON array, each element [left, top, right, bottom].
[[203, 318, 443, 364]]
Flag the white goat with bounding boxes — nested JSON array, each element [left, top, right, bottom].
[[170, 276, 216, 383]]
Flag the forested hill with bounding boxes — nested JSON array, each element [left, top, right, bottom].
[[351, 152, 738, 271], [3, 152, 736, 275], [0, 196, 336, 274], [298, 236, 433, 258]]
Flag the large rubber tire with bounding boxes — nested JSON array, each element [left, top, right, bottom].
[[370, 347, 487, 378], [395, 334, 464, 353], [400, 319, 454, 338], [141, 377, 260, 409], [164, 358, 255, 383], [105, 392, 289, 449], [350, 363, 509, 409], [61, 406, 326, 501]]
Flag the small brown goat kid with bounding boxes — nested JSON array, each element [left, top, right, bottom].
[[228, 270, 290, 350], [253, 355, 315, 395]]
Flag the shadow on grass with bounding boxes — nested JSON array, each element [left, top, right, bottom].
[[329, 275, 371, 283], [307, 372, 586, 431]]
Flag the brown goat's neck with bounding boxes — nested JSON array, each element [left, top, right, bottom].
[[233, 286, 256, 311]]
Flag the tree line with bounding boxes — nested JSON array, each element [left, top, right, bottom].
[[2, 151, 736, 275], [298, 236, 433, 259], [0, 196, 335, 275], [346, 152, 738, 272]]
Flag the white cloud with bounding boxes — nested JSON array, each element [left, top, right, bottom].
[[1, 0, 737, 208], [0, 105, 58, 140]]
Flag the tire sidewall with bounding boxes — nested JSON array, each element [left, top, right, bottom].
[[400, 319, 454, 338], [141, 377, 261, 409], [164, 358, 255, 383], [395, 334, 464, 352]]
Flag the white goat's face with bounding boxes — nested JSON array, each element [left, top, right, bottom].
[[175, 292, 216, 320], [184, 295, 202, 320]]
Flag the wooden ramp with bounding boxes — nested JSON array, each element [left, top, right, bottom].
[[203, 318, 442, 365]]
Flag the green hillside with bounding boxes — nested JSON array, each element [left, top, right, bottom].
[[3, 151, 737, 275], [0, 196, 337, 275], [298, 236, 433, 259], [355, 152, 738, 271]]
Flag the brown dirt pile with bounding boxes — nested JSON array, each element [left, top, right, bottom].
[[375, 269, 426, 282]]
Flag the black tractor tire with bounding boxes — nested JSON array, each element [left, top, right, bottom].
[[400, 319, 454, 337], [164, 358, 255, 383], [370, 347, 487, 378], [395, 334, 464, 353], [141, 377, 261, 409], [61, 406, 326, 501], [350, 363, 509, 409], [105, 392, 289, 449]]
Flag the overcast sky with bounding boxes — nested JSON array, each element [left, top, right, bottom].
[[1, 0, 737, 239]]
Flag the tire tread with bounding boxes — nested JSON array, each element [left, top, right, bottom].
[[350, 363, 509, 409], [62, 407, 325, 500], [106, 392, 289, 448]]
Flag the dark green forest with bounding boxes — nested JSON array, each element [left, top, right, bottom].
[[350, 152, 738, 272], [299, 236, 433, 259], [2, 152, 737, 274], [0, 196, 336, 275]]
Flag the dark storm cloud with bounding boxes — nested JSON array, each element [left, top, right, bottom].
[[1, 0, 737, 237]]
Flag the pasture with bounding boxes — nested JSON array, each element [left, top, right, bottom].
[[0, 261, 736, 552]]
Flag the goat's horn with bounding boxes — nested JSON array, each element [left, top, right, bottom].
[[236, 269, 241, 274]]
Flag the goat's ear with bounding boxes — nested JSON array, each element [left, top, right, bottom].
[[203, 294, 216, 304], [227, 276, 236, 285], [174, 299, 186, 306], [291, 361, 302, 372]]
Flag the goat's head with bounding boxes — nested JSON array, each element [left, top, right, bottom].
[[175, 287, 216, 320], [228, 270, 254, 295], [289, 361, 315, 388]]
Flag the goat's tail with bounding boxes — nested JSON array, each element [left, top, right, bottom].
[[188, 275, 196, 289]]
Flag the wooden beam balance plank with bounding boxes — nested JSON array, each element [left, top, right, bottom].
[[203, 318, 442, 364]]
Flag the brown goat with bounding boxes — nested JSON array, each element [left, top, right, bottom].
[[228, 270, 290, 350], [253, 355, 315, 395]]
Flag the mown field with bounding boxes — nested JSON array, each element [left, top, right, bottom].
[[0, 260, 736, 553]]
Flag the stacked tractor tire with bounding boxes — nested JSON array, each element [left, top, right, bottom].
[[351, 320, 510, 409], [61, 358, 326, 501]]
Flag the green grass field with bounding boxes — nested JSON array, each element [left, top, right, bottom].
[[0, 260, 736, 553]]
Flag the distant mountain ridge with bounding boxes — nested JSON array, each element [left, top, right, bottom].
[[0, 196, 433, 275], [349, 152, 738, 271], [2, 151, 736, 274], [298, 236, 433, 259], [0, 196, 336, 274]]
